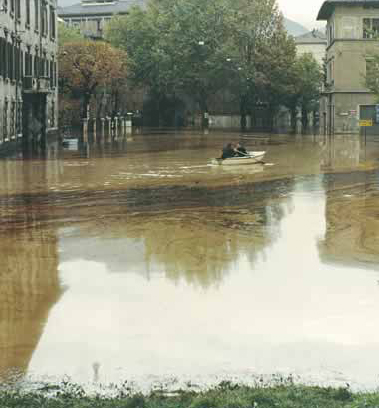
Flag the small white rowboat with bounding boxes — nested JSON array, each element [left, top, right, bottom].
[[212, 151, 266, 166]]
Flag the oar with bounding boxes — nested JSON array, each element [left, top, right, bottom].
[[235, 149, 251, 157]]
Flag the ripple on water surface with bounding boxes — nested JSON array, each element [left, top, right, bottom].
[[1, 132, 379, 391]]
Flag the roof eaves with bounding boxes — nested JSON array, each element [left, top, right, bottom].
[[317, 1, 335, 20], [317, 0, 379, 20]]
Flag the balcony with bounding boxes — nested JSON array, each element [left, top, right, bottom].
[[38, 77, 50, 92], [22, 76, 51, 93], [23, 76, 38, 91]]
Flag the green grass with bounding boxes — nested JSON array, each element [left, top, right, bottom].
[[1, 382, 379, 408]]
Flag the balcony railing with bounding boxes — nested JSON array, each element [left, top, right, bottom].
[[22, 76, 51, 93], [23, 76, 38, 91]]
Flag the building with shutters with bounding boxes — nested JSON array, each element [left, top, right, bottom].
[[0, 0, 58, 148], [58, 0, 144, 39], [317, 0, 379, 134]]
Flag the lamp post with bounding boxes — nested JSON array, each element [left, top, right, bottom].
[[197, 40, 209, 129]]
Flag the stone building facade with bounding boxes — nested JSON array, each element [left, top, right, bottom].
[[0, 0, 58, 148], [58, 0, 144, 39], [295, 29, 327, 65], [317, 0, 379, 134]]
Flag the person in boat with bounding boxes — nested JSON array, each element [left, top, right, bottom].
[[221, 143, 236, 159], [234, 142, 248, 157]]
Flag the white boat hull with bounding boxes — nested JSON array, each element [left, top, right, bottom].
[[212, 151, 265, 165]]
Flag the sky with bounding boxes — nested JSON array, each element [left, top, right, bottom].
[[277, 0, 326, 30]]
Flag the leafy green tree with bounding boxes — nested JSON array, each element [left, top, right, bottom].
[[284, 53, 322, 132], [106, 0, 234, 127], [251, 28, 297, 130], [226, 0, 289, 130], [365, 55, 379, 101], [106, 0, 319, 131], [58, 22, 84, 47]]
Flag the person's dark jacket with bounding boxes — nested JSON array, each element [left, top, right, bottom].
[[221, 144, 235, 159], [235, 146, 247, 157]]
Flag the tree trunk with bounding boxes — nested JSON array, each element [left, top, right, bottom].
[[290, 107, 297, 134], [199, 99, 209, 129], [301, 106, 308, 134], [240, 94, 248, 132], [82, 93, 91, 119]]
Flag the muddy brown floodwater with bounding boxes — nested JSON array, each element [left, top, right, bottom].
[[2, 130, 379, 392]]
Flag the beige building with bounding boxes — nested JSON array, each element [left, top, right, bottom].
[[317, 0, 379, 134], [0, 0, 58, 149], [295, 29, 327, 65]]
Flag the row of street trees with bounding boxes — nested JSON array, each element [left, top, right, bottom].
[[58, 23, 127, 127], [105, 0, 323, 131], [59, 0, 323, 131]]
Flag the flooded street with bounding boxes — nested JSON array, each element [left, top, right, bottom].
[[2, 130, 379, 391]]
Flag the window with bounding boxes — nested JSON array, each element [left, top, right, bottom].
[[327, 59, 334, 85], [51, 100, 55, 128], [3, 99, 8, 140], [17, 100, 22, 136], [49, 59, 54, 87], [328, 22, 334, 45], [26, 0, 31, 26], [16, 0, 20, 20], [50, 7, 56, 39], [34, 0, 39, 31], [10, 101, 15, 139], [25, 46, 32, 76], [342, 17, 358, 38], [363, 18, 379, 38], [0, 38, 6, 78], [42, 4, 48, 36], [10, 0, 14, 15]]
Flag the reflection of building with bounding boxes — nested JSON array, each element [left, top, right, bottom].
[[58, 0, 144, 39], [0, 155, 62, 380], [317, 0, 379, 134], [0, 0, 58, 149], [319, 170, 379, 268], [0, 228, 61, 380], [295, 29, 327, 65]]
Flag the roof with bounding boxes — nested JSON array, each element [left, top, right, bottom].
[[317, 0, 379, 20], [58, 0, 145, 17], [295, 29, 327, 44]]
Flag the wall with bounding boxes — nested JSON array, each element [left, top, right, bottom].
[[296, 43, 326, 65], [0, 0, 58, 149], [324, 4, 379, 133]]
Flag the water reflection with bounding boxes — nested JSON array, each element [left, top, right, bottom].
[[58, 192, 293, 289], [1, 131, 379, 389], [0, 226, 61, 382], [319, 170, 379, 268]]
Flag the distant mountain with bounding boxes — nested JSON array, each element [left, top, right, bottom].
[[58, 0, 309, 37], [283, 18, 308, 36]]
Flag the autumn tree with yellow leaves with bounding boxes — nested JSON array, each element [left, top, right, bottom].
[[59, 40, 126, 119]]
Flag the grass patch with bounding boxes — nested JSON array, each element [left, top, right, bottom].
[[1, 382, 379, 408]]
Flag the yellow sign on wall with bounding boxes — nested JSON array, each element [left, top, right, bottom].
[[359, 119, 373, 127]]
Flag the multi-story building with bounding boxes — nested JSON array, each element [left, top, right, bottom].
[[295, 29, 327, 65], [58, 0, 144, 39], [0, 0, 58, 148], [317, 0, 379, 134]]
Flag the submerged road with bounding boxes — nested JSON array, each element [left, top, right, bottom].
[[1, 130, 379, 391]]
